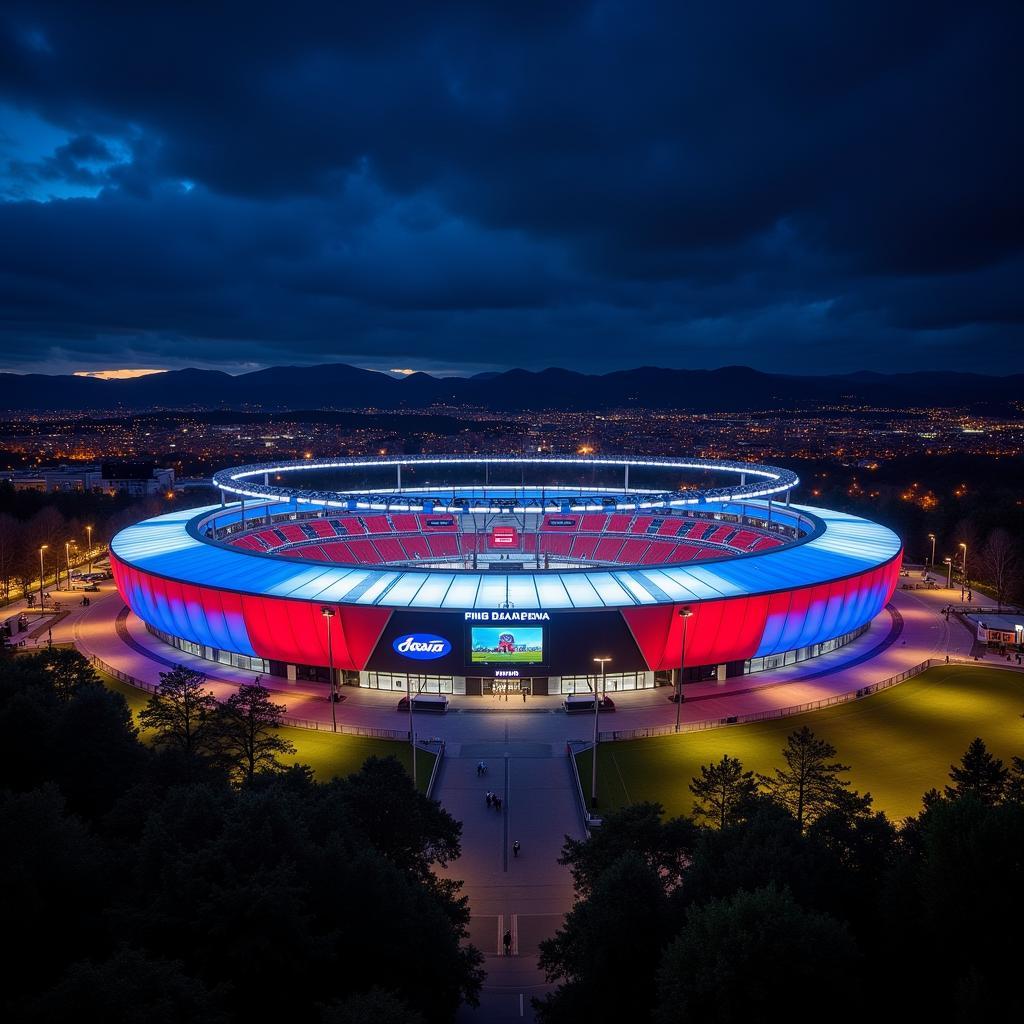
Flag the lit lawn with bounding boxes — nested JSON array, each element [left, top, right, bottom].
[[99, 672, 434, 790], [577, 665, 1024, 821]]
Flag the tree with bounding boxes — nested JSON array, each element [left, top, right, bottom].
[[945, 737, 1008, 805], [654, 886, 861, 1024], [37, 646, 101, 702], [212, 682, 295, 783], [558, 802, 696, 897], [139, 665, 219, 757], [977, 528, 1021, 610], [0, 512, 21, 604], [536, 853, 671, 1024], [24, 948, 224, 1024], [1005, 756, 1024, 804], [760, 726, 868, 830], [321, 988, 425, 1024], [689, 754, 759, 829]]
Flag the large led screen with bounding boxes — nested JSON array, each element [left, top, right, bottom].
[[470, 626, 544, 665]]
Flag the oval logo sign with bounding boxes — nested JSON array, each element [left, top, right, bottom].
[[393, 633, 452, 660]]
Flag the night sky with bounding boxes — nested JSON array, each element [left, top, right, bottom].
[[0, 2, 1020, 377]]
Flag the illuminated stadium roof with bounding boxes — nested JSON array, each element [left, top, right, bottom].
[[211, 455, 801, 511], [111, 501, 900, 611]]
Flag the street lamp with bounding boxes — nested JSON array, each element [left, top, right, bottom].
[[592, 656, 611, 810], [944, 556, 953, 590], [928, 533, 936, 568], [675, 607, 693, 733], [959, 543, 968, 602], [64, 540, 74, 590], [320, 606, 337, 733], [86, 525, 93, 574], [38, 545, 48, 612]]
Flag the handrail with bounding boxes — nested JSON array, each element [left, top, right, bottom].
[[598, 656, 981, 741], [86, 652, 409, 739]]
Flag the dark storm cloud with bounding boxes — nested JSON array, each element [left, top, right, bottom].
[[0, 1, 1020, 374]]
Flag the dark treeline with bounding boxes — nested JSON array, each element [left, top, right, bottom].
[[537, 729, 1024, 1023], [0, 484, 215, 602], [791, 454, 1023, 603], [0, 650, 483, 1023]]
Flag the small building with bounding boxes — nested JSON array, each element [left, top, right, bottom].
[[965, 612, 1024, 649], [101, 461, 176, 496], [2, 466, 102, 492]]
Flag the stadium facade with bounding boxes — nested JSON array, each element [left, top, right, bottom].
[[110, 457, 902, 696]]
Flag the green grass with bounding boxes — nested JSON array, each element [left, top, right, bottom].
[[98, 671, 435, 790], [577, 666, 1024, 821]]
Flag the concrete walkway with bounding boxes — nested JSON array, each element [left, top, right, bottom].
[[435, 721, 585, 1023]]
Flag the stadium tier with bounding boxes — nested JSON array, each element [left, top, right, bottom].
[[111, 456, 901, 695]]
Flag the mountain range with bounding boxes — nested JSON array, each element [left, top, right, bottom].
[[0, 364, 1019, 413]]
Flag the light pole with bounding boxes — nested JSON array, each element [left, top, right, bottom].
[[38, 545, 48, 612], [959, 543, 968, 602], [675, 607, 693, 733], [320, 606, 337, 733], [928, 533, 936, 569], [944, 556, 953, 590], [406, 672, 417, 790], [64, 541, 73, 590], [591, 657, 610, 808], [86, 525, 93, 574]]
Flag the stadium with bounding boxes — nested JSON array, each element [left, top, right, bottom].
[[109, 456, 902, 698]]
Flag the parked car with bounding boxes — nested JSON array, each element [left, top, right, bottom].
[[397, 694, 449, 713], [563, 694, 615, 713]]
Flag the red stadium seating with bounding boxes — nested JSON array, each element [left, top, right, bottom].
[[400, 535, 430, 560], [348, 538, 383, 563], [594, 537, 625, 561], [321, 541, 356, 562], [540, 534, 573, 556], [374, 537, 406, 561], [618, 538, 651, 562], [362, 515, 392, 534], [337, 517, 366, 535], [697, 546, 727, 560], [640, 541, 675, 564], [226, 511, 793, 570], [427, 534, 460, 558], [570, 535, 599, 559], [297, 545, 331, 561]]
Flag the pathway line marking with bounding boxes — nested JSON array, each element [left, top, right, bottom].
[[612, 751, 632, 804]]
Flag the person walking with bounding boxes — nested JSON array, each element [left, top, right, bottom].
[[486, 791, 493, 808], [503, 930, 512, 956], [522, 688, 527, 703], [512, 840, 520, 858], [494, 795, 502, 812]]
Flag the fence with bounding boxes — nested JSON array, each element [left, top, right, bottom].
[[598, 656, 975, 742], [87, 652, 410, 740], [424, 739, 446, 799]]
